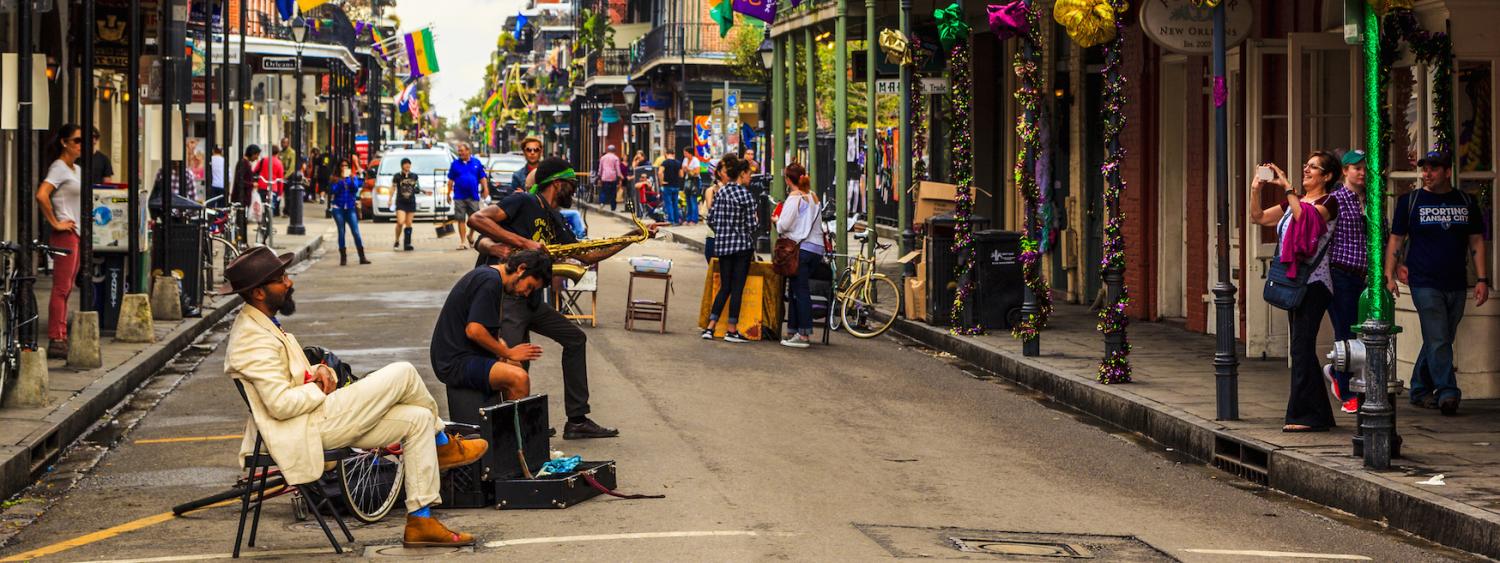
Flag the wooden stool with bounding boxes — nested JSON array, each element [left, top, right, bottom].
[[625, 271, 671, 333]]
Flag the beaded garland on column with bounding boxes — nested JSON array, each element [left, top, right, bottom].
[[936, 2, 983, 335], [1012, 0, 1052, 342], [1095, 0, 1132, 384]]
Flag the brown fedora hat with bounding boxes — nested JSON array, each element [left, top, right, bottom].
[[217, 246, 296, 295]]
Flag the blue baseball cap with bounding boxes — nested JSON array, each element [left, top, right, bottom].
[[1417, 150, 1452, 168]]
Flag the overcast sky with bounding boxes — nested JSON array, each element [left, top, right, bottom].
[[392, 0, 527, 121]]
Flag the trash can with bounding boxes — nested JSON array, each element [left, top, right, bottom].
[[91, 253, 130, 333], [967, 230, 1024, 330], [153, 222, 205, 317], [925, 213, 991, 326]]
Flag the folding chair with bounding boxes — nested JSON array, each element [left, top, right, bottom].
[[557, 264, 599, 327], [231, 380, 355, 558]]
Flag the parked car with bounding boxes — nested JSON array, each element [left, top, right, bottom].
[[484, 153, 528, 203], [370, 148, 456, 222]]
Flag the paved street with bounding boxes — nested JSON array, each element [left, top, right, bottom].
[[0, 212, 1475, 562]]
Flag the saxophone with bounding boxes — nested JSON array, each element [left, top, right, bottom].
[[548, 217, 652, 281]]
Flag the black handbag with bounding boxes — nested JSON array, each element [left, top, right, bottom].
[[1263, 237, 1330, 310]]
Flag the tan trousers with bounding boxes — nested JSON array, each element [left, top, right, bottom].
[[315, 361, 445, 513]]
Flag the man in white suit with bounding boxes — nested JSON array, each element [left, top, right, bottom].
[[221, 247, 488, 548]]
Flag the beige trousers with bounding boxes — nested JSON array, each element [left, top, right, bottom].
[[315, 361, 445, 513]]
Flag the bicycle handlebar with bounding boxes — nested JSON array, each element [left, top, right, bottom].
[[0, 240, 69, 256]]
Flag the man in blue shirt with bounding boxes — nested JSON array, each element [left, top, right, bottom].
[[446, 143, 489, 249], [1386, 151, 1490, 415]]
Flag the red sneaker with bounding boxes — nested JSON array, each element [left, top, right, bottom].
[[1341, 397, 1359, 414], [1322, 364, 1344, 402]]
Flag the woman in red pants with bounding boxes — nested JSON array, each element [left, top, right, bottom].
[[35, 124, 84, 358]]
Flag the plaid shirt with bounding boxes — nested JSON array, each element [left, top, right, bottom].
[[707, 182, 757, 256], [1327, 185, 1367, 272]]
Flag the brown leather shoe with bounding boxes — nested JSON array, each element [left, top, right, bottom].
[[403, 515, 474, 548], [436, 434, 488, 470]]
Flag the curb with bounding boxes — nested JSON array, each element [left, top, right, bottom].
[[886, 315, 1500, 559], [0, 231, 325, 503], [581, 203, 707, 253]]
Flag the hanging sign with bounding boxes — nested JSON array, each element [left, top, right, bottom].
[[1139, 0, 1252, 55]]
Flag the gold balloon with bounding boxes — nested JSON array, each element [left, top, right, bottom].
[[1053, 0, 1125, 48], [879, 29, 913, 66]]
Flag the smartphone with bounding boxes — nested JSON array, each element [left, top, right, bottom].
[[1255, 165, 1274, 183]]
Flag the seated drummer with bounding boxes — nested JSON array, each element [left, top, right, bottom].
[[221, 247, 487, 548], [430, 249, 551, 399], [467, 157, 656, 439]]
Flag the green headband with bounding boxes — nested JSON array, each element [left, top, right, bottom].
[[530, 168, 578, 193]]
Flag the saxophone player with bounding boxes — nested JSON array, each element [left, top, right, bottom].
[[467, 157, 657, 439]]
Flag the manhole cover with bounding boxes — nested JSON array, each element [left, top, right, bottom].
[[952, 537, 1095, 558], [362, 544, 475, 558], [856, 525, 1177, 561]]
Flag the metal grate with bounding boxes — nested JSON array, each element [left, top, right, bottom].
[[856, 525, 1177, 561]]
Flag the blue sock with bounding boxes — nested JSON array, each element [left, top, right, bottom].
[[410, 505, 431, 518], [435, 431, 450, 446]]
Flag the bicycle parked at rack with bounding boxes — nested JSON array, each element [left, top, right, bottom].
[[827, 226, 900, 338], [197, 197, 244, 285], [0, 240, 70, 406]]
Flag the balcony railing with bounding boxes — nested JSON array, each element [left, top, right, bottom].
[[630, 23, 732, 73], [586, 48, 632, 79]]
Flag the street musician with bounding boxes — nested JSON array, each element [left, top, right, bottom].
[[467, 157, 656, 439]]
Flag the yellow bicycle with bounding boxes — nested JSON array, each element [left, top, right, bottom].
[[831, 230, 900, 338]]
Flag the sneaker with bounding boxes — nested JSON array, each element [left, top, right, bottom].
[[393, 241, 400, 250], [1322, 364, 1343, 402], [700, 329, 715, 340], [780, 335, 810, 349], [723, 331, 749, 343], [1341, 397, 1359, 414]]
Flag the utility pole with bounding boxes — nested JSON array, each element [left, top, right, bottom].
[[16, 0, 36, 348], [128, 0, 143, 290], [834, 0, 849, 261], [81, 0, 97, 310], [898, 0, 914, 283], [864, 0, 876, 259], [1211, 2, 1239, 419]]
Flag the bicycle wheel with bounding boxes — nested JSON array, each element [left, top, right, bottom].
[[212, 237, 239, 280], [840, 275, 900, 339], [337, 449, 404, 523]]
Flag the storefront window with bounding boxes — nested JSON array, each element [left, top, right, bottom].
[[1458, 61, 1493, 173], [1390, 65, 1421, 172]]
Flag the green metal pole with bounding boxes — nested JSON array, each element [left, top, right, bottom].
[[864, 0, 877, 258], [788, 32, 798, 167], [772, 35, 786, 200], [834, 0, 849, 260], [1356, 1, 1397, 469], [898, 0, 913, 276], [804, 28, 818, 206]]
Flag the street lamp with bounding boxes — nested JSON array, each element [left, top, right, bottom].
[[622, 85, 638, 158], [758, 38, 774, 70], [622, 84, 638, 109], [286, 15, 309, 236]]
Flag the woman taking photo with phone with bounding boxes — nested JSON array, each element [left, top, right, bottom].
[[1248, 152, 1341, 433]]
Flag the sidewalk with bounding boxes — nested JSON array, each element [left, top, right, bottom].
[[0, 215, 332, 503], [583, 201, 1500, 559]]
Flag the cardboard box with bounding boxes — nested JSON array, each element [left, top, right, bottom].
[[905, 278, 928, 323], [915, 181, 958, 226]]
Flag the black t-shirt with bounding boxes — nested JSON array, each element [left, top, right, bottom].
[[91, 151, 114, 182], [1393, 188, 1484, 291], [314, 154, 332, 182], [661, 158, 682, 186], [474, 192, 579, 268], [392, 171, 420, 204], [430, 266, 505, 383]]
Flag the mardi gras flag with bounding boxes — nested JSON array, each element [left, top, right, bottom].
[[403, 28, 441, 80], [482, 89, 502, 116], [709, 0, 735, 38], [298, 0, 329, 12], [733, 0, 775, 23]]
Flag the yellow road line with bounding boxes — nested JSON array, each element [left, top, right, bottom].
[[131, 435, 242, 445], [0, 499, 236, 562]]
